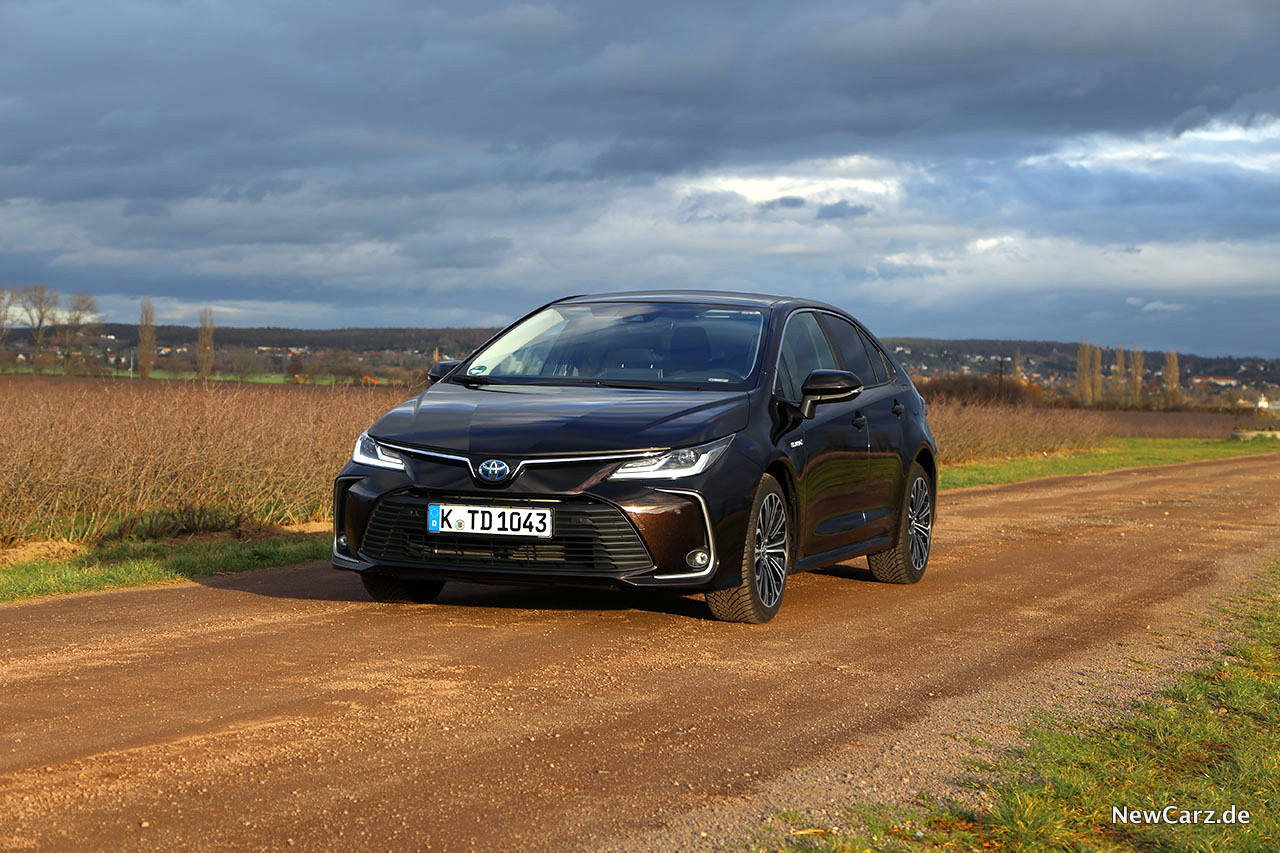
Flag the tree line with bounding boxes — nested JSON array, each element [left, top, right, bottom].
[[0, 285, 103, 374], [1075, 341, 1181, 408], [0, 286, 219, 380]]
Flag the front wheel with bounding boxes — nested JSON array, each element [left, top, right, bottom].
[[360, 573, 446, 603], [706, 474, 791, 623], [867, 461, 934, 584]]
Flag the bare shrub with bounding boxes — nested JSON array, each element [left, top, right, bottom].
[[1090, 409, 1273, 439], [927, 401, 1108, 465], [918, 374, 1042, 406], [0, 376, 402, 544]]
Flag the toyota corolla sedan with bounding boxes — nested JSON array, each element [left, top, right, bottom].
[[333, 291, 937, 623]]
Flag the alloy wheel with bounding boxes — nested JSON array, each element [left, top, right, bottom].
[[906, 477, 932, 571], [754, 492, 788, 607]]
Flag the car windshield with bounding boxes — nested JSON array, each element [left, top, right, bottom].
[[457, 302, 766, 388]]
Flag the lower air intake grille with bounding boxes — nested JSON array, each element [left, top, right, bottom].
[[359, 493, 653, 574]]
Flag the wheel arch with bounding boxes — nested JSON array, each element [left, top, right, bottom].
[[763, 456, 800, 530], [912, 443, 938, 489]]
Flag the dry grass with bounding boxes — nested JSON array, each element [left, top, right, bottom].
[[2, 376, 1249, 546], [927, 401, 1108, 465], [1091, 409, 1275, 438], [0, 376, 402, 544]]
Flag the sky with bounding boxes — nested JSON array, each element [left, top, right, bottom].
[[2, 0, 1279, 356]]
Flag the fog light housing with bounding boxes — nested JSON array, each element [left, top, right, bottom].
[[337, 533, 349, 552], [685, 549, 710, 568]]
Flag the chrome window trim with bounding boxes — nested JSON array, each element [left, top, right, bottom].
[[650, 488, 718, 580]]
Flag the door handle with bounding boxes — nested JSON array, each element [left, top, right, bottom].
[[891, 400, 905, 416], [852, 414, 867, 429]]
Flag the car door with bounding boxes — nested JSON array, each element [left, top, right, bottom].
[[814, 313, 896, 542], [774, 311, 871, 561], [851, 325, 907, 539]]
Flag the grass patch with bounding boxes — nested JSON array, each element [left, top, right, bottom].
[[0, 534, 330, 603], [746, 562, 1280, 852], [942, 437, 1280, 490]]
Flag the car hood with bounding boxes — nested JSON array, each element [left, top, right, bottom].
[[370, 382, 751, 455]]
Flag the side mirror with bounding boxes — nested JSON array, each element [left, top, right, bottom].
[[799, 369, 863, 419], [426, 359, 462, 384]]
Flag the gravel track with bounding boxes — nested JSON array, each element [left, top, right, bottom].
[[3, 453, 1279, 851]]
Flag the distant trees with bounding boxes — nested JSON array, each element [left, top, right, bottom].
[[55, 292, 100, 373], [19, 285, 60, 373], [1076, 342, 1163, 409], [1164, 350, 1180, 406], [1075, 341, 1108, 405], [1113, 346, 1127, 403], [1091, 343, 1103, 403], [138, 298, 156, 380], [230, 348, 267, 381], [196, 308, 215, 381], [1130, 348, 1145, 404], [0, 287, 16, 357], [1076, 341, 1093, 405]]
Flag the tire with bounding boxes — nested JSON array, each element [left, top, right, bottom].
[[706, 474, 791, 623], [360, 573, 446, 604], [867, 461, 934, 584]]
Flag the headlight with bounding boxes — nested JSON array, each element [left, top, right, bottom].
[[608, 436, 732, 480], [352, 432, 404, 471]]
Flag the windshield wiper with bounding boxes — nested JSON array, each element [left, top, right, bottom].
[[449, 375, 503, 387], [588, 379, 675, 390]]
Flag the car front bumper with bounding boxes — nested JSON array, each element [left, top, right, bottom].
[[330, 445, 759, 590]]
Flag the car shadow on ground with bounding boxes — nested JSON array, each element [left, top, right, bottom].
[[191, 561, 717, 620], [812, 562, 877, 583]]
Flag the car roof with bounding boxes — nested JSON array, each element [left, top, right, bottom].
[[555, 289, 845, 314]]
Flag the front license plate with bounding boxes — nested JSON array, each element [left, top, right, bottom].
[[427, 503, 553, 538]]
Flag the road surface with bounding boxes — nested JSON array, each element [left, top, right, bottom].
[[3, 453, 1280, 851]]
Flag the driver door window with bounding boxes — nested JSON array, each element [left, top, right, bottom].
[[774, 312, 838, 402]]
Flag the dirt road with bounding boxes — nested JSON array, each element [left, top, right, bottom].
[[4, 454, 1280, 851]]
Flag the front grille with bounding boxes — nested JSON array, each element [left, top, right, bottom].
[[359, 492, 653, 574]]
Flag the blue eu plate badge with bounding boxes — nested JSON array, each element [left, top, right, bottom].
[[428, 503, 441, 532]]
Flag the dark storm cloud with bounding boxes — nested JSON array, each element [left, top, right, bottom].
[[1, 0, 1279, 352], [816, 200, 873, 220], [760, 196, 805, 210]]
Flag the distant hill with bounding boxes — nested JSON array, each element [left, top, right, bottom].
[[77, 324, 501, 354], [881, 337, 1280, 386], [7, 324, 1278, 385]]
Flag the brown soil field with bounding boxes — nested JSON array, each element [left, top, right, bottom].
[[2, 452, 1278, 850]]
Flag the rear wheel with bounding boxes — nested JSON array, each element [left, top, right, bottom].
[[360, 573, 446, 603], [706, 475, 790, 623], [867, 461, 934, 584]]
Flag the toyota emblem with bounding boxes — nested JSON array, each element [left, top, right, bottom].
[[478, 459, 511, 482]]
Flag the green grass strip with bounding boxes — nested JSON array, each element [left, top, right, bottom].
[[0, 534, 330, 603], [942, 436, 1280, 490], [747, 561, 1280, 852]]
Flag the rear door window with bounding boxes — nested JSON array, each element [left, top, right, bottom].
[[817, 314, 879, 386], [858, 328, 895, 381]]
